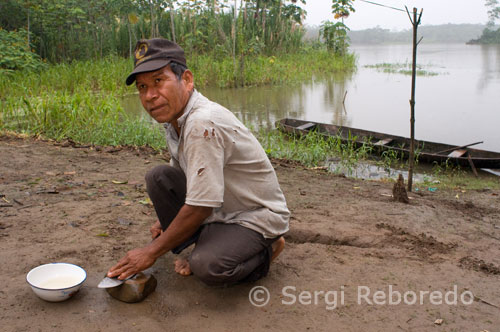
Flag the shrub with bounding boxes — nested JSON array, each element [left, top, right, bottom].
[[0, 28, 46, 74]]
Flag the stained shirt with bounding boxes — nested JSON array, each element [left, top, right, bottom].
[[163, 90, 289, 238]]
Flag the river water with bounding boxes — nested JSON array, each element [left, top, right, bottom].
[[123, 43, 500, 153]]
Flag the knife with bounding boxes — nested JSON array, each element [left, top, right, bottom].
[[97, 274, 136, 288]]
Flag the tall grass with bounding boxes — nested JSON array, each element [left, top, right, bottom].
[[1, 50, 355, 99], [0, 56, 134, 99], [257, 129, 373, 168], [1, 91, 166, 149]]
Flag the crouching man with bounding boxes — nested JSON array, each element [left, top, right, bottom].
[[107, 38, 289, 286]]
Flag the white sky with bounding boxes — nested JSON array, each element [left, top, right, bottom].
[[300, 0, 490, 31]]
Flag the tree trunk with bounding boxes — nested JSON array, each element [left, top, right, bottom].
[[27, 7, 30, 47], [232, 0, 237, 85], [169, 1, 176, 43], [127, 21, 132, 58], [262, 4, 266, 40], [150, 0, 155, 38]]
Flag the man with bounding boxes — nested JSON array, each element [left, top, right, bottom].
[[107, 38, 289, 286]]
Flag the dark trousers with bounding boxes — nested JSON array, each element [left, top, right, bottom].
[[145, 165, 277, 286]]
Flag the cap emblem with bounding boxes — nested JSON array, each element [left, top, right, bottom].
[[135, 42, 148, 61]]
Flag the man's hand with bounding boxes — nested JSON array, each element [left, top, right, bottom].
[[107, 205, 212, 280], [107, 247, 156, 280], [150, 220, 162, 240]]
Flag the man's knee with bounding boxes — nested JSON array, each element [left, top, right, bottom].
[[189, 250, 234, 286], [145, 165, 183, 190]]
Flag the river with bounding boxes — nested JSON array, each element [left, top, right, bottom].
[[123, 43, 500, 153]]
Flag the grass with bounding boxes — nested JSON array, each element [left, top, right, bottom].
[[1, 90, 166, 149], [259, 129, 375, 168], [422, 162, 500, 190], [364, 63, 441, 76], [0, 50, 355, 100]]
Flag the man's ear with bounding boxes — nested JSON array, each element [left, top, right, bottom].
[[182, 69, 194, 90]]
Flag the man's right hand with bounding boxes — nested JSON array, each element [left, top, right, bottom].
[[150, 220, 162, 240]]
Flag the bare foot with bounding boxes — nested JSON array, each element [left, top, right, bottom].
[[174, 258, 192, 276], [271, 237, 285, 262]]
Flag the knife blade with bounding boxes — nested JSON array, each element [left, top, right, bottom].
[[97, 274, 136, 289]]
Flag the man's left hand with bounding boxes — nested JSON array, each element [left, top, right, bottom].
[[107, 247, 156, 280]]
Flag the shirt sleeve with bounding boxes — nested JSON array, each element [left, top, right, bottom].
[[182, 120, 225, 207]]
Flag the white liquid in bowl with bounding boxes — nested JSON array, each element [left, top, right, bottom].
[[39, 276, 82, 289]]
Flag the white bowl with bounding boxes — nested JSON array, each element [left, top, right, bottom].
[[26, 263, 87, 302]]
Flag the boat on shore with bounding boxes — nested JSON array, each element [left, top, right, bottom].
[[276, 118, 500, 169]]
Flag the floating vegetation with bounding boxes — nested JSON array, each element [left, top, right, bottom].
[[364, 62, 443, 76]]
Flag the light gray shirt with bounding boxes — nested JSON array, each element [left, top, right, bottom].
[[164, 90, 289, 238]]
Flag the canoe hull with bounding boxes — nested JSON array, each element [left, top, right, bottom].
[[276, 118, 500, 169]]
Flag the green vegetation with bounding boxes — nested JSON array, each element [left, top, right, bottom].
[[422, 162, 500, 190], [190, 49, 356, 88], [2, 89, 166, 148], [1, 0, 308, 62], [258, 129, 373, 168], [364, 63, 440, 76], [0, 29, 46, 75]]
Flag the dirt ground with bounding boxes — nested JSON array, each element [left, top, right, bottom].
[[1, 134, 500, 332]]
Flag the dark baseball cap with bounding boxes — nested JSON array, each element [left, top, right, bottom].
[[125, 38, 187, 85]]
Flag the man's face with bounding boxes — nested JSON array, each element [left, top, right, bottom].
[[136, 65, 193, 124]]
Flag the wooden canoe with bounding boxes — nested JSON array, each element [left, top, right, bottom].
[[276, 118, 500, 169]]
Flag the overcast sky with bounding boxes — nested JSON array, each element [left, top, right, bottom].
[[300, 0, 490, 31]]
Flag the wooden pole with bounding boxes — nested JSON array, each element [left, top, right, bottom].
[[406, 7, 423, 192]]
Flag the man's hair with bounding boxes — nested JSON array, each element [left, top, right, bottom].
[[169, 62, 187, 81]]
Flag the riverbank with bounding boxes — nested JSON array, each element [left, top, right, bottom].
[[0, 50, 354, 148], [1, 134, 499, 331]]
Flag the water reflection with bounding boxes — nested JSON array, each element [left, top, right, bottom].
[[200, 71, 352, 130], [328, 161, 429, 182], [121, 93, 146, 118], [478, 44, 500, 91]]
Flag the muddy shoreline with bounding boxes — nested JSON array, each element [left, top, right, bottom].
[[1, 134, 499, 331]]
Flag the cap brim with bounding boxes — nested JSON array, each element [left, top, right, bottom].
[[125, 59, 171, 85]]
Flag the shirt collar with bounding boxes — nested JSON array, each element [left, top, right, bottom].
[[163, 89, 199, 131]]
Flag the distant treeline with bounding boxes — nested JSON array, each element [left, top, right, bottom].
[[468, 26, 500, 44], [305, 24, 488, 44]]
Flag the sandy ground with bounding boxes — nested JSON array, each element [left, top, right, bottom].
[[1, 134, 500, 332]]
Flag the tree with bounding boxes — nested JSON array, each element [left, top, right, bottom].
[[0, 29, 46, 74], [320, 0, 355, 55], [486, 0, 500, 26]]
